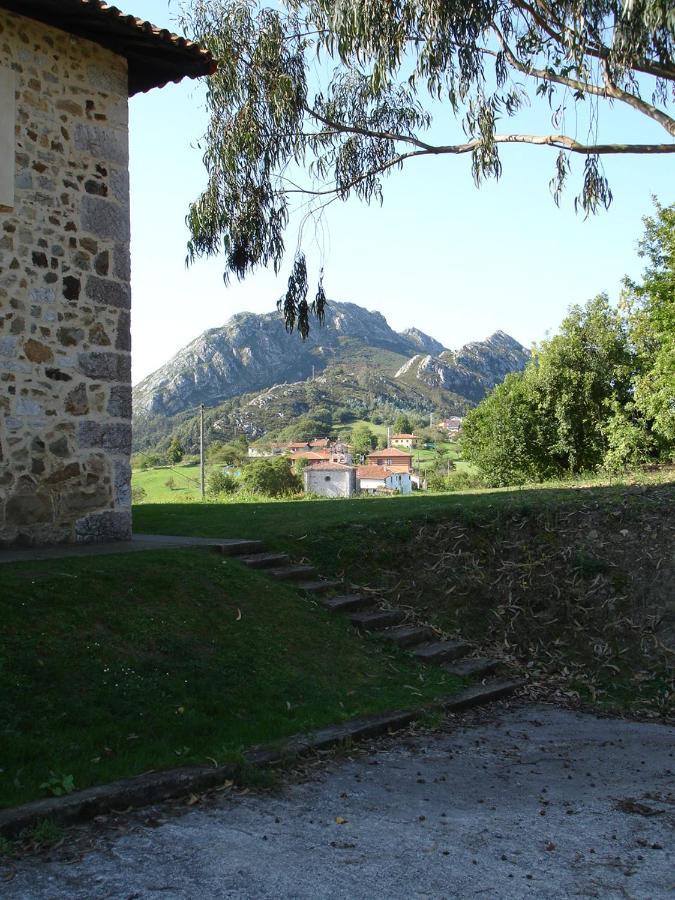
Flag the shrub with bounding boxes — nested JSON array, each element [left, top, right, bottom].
[[165, 476, 176, 491], [427, 470, 484, 492], [240, 457, 301, 497], [131, 485, 147, 503], [207, 470, 238, 496], [139, 452, 164, 470]]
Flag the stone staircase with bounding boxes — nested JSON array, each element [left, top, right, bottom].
[[221, 542, 513, 694]]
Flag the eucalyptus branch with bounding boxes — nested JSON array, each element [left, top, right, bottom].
[[600, 58, 675, 136], [493, 25, 606, 98]]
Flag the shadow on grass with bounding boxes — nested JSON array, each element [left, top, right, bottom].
[[133, 478, 674, 550]]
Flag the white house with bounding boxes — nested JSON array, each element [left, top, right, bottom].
[[391, 433, 417, 449], [356, 465, 412, 495]]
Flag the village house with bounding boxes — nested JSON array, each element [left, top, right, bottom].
[[439, 416, 463, 434], [391, 432, 417, 449], [304, 461, 356, 498], [356, 464, 412, 495], [293, 449, 331, 463], [367, 447, 414, 471], [0, 0, 213, 546]]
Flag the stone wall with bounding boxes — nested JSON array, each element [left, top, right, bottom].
[[0, 9, 132, 545]]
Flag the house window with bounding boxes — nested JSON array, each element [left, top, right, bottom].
[[0, 67, 15, 211]]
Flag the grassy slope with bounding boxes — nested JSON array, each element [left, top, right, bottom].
[[132, 477, 654, 548], [1, 550, 462, 809], [133, 463, 220, 503], [134, 475, 674, 715]]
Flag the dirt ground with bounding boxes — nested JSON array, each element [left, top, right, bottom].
[[2, 703, 673, 899]]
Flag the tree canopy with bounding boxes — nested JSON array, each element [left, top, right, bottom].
[[461, 201, 675, 485], [184, 0, 675, 334]]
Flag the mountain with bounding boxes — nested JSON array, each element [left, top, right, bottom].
[[395, 331, 531, 403], [397, 327, 447, 356], [134, 302, 417, 419], [132, 302, 530, 450]]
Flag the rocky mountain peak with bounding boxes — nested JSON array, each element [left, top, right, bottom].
[[398, 328, 446, 356], [132, 300, 529, 422]]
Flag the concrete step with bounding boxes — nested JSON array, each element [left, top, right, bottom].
[[412, 640, 472, 665], [267, 564, 317, 581], [321, 594, 375, 613], [441, 678, 524, 710], [443, 657, 501, 679], [295, 580, 340, 594], [379, 624, 436, 649], [240, 551, 290, 569], [350, 609, 407, 631], [218, 540, 265, 557]]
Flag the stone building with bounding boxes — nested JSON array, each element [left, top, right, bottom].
[[304, 462, 357, 498], [0, 1, 213, 546]]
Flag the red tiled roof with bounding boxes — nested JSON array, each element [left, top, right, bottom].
[[368, 448, 412, 458], [308, 462, 354, 471], [1, 0, 216, 94], [356, 465, 389, 480], [294, 450, 331, 460], [392, 433, 416, 439], [309, 438, 330, 447]]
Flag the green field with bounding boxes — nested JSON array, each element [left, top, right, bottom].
[[132, 463, 223, 503], [1, 549, 462, 809], [133, 471, 668, 552]]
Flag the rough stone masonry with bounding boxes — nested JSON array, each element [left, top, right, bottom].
[[0, 9, 131, 544], [0, 3, 212, 546]]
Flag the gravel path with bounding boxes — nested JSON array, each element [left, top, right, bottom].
[[3, 704, 673, 899]]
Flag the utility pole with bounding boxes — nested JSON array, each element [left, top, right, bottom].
[[430, 412, 433, 428], [199, 404, 205, 500], [387, 426, 391, 447]]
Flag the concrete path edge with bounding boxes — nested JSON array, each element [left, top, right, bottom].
[[0, 680, 522, 839]]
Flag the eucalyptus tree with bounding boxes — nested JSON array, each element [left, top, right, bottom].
[[183, 1, 675, 334]]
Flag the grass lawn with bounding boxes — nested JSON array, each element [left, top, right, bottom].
[[133, 463, 223, 503], [340, 419, 388, 439], [133, 474, 662, 555], [411, 442, 473, 474], [1, 550, 462, 810]]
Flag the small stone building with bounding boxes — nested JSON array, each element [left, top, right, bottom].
[[0, 0, 213, 545], [304, 462, 357, 498]]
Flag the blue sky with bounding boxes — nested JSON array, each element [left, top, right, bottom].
[[128, 0, 674, 383]]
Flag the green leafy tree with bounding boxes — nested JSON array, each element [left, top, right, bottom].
[[167, 437, 185, 465], [351, 423, 376, 460], [462, 295, 638, 484], [461, 371, 554, 486], [393, 414, 412, 435], [240, 457, 302, 496], [184, 0, 675, 334], [208, 440, 248, 466], [623, 200, 675, 450], [532, 294, 634, 473]]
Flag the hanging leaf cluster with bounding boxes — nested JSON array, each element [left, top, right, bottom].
[[183, 1, 674, 335]]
